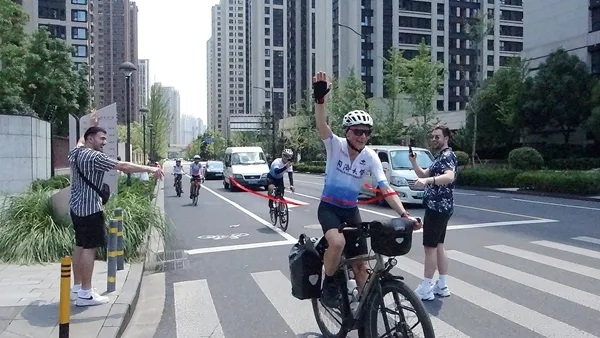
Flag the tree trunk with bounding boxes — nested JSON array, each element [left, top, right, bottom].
[[471, 111, 478, 168]]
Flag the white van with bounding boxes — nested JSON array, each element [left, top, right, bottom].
[[360, 145, 435, 205], [222, 146, 270, 191]]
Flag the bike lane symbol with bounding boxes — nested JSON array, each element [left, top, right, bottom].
[[197, 233, 249, 240]]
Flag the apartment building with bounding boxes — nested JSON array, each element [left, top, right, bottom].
[[333, 0, 523, 116], [138, 59, 150, 108], [93, 0, 139, 123], [160, 86, 181, 145], [17, 0, 96, 103], [523, 0, 600, 75], [207, 4, 225, 134]]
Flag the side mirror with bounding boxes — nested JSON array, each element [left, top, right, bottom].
[[381, 162, 390, 171]]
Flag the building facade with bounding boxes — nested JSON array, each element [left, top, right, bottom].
[[138, 59, 150, 108], [207, 4, 224, 134]]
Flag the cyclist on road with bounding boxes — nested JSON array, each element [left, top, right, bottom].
[[267, 149, 295, 212], [173, 159, 186, 193], [312, 71, 422, 309], [189, 155, 203, 199]]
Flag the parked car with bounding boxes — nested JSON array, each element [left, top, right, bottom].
[[204, 160, 224, 179], [360, 145, 435, 205]]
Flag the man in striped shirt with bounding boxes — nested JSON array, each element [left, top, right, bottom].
[[69, 123, 163, 306]]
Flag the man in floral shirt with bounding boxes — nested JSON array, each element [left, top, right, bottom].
[[409, 125, 458, 301]]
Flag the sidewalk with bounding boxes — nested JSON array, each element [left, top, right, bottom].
[[0, 260, 143, 338]]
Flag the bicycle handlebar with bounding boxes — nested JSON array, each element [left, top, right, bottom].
[[337, 217, 421, 235]]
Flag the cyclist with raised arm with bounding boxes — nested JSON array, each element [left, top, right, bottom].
[[189, 155, 203, 199], [312, 71, 422, 308], [267, 149, 296, 212], [173, 158, 186, 193]]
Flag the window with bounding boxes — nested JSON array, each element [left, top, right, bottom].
[[71, 0, 87, 4], [72, 45, 87, 57], [265, 7, 270, 14], [71, 27, 87, 39], [71, 9, 87, 22]]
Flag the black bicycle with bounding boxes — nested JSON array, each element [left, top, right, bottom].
[[174, 174, 183, 197], [269, 185, 289, 231], [190, 176, 201, 206], [311, 218, 435, 338]]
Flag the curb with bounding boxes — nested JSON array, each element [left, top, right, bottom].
[[457, 185, 600, 202], [115, 178, 164, 338]]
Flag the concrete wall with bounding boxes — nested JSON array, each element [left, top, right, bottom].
[[52, 136, 70, 169], [0, 115, 51, 195]]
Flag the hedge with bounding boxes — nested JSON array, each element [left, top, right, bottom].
[[294, 162, 600, 195]]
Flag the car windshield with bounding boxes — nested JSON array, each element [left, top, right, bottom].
[[390, 150, 434, 170], [207, 161, 223, 169], [231, 152, 266, 165]]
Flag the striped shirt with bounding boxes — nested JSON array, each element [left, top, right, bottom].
[[68, 147, 119, 217]]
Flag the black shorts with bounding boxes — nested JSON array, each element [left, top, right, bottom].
[[317, 201, 368, 259], [267, 176, 284, 189], [70, 210, 106, 249], [422, 208, 452, 248]]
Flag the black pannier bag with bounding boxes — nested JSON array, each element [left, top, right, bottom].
[[370, 218, 414, 257], [289, 234, 323, 300]]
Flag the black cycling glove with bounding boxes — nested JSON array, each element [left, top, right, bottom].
[[312, 80, 330, 104]]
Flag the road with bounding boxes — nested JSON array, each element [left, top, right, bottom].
[[147, 160, 600, 338]]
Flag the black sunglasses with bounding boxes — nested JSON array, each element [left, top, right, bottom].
[[350, 128, 372, 137]]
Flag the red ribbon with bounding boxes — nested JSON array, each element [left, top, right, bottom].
[[229, 177, 305, 206], [228, 177, 398, 206]]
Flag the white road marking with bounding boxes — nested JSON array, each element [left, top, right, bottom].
[[532, 240, 600, 260], [395, 257, 599, 338], [572, 236, 600, 246], [201, 184, 297, 243], [511, 198, 600, 211], [454, 192, 477, 196], [185, 240, 293, 256], [174, 279, 224, 338]]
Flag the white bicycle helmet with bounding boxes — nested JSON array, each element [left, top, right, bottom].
[[342, 110, 374, 128], [282, 148, 293, 158], [193, 155, 201, 160]]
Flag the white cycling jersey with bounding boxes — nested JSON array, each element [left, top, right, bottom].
[[269, 158, 293, 179], [321, 133, 388, 208], [173, 165, 185, 175]]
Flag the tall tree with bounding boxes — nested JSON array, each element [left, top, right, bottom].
[[402, 41, 445, 146], [147, 83, 172, 160], [465, 12, 494, 165], [0, 0, 31, 115], [326, 67, 368, 136], [519, 49, 596, 144], [21, 28, 90, 135]]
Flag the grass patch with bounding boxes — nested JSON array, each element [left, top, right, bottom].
[[0, 176, 167, 264]]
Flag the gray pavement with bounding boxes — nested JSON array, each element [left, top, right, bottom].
[[139, 161, 600, 338]]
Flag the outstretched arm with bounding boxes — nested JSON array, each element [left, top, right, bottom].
[[313, 72, 332, 140]]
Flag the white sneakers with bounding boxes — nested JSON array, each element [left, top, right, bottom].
[[70, 284, 110, 306], [414, 280, 451, 301]]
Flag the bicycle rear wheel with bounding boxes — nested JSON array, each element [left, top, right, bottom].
[[365, 279, 435, 338], [270, 201, 278, 225]]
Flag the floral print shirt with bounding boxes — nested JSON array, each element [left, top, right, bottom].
[[423, 148, 457, 214]]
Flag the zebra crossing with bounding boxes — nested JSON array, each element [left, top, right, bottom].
[[169, 235, 600, 338]]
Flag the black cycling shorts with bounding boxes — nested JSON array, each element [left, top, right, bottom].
[[317, 201, 368, 259], [267, 175, 284, 189], [422, 208, 452, 248]]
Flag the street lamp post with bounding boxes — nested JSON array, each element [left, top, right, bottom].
[[119, 61, 137, 186], [140, 107, 149, 164]]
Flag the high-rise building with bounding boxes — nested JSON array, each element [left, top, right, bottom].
[[180, 115, 204, 145], [138, 59, 150, 108], [17, 0, 96, 104], [523, 0, 599, 75], [159, 86, 181, 145], [207, 4, 223, 134], [93, 0, 139, 123], [207, 0, 332, 136], [332, 0, 523, 114]]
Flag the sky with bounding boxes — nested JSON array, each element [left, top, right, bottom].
[[135, 0, 219, 123]]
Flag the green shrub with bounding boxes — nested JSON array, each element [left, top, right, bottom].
[[514, 170, 600, 195], [294, 162, 326, 173], [548, 157, 600, 170], [0, 176, 166, 264], [454, 151, 470, 166], [31, 175, 70, 192], [457, 168, 521, 188], [508, 147, 544, 170]]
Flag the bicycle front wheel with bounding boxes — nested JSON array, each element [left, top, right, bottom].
[[365, 279, 435, 338], [278, 202, 289, 231]]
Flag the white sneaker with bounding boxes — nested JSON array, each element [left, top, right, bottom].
[[75, 289, 109, 307], [414, 283, 435, 301], [70, 285, 80, 301], [433, 281, 451, 297]]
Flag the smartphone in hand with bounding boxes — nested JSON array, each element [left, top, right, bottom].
[[409, 144, 415, 158]]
